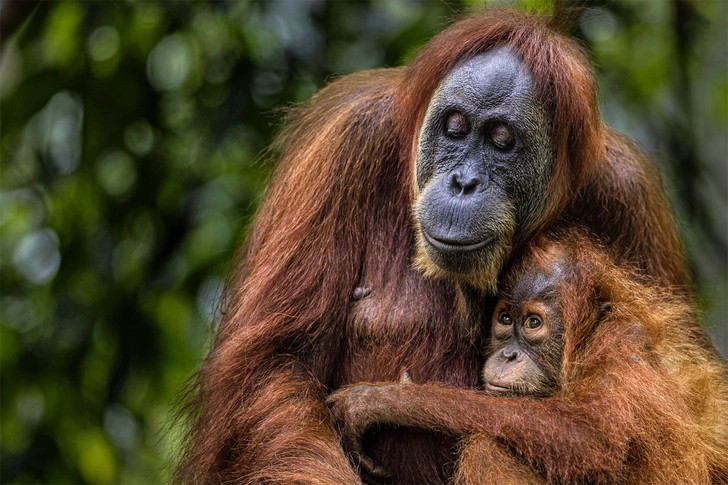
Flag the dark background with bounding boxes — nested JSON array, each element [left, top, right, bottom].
[[1, 0, 725, 483]]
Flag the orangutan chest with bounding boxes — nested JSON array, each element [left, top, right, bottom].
[[338, 288, 483, 388]]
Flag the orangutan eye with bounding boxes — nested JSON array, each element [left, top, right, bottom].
[[525, 316, 542, 329], [445, 111, 470, 138], [490, 123, 515, 150], [498, 312, 513, 326]]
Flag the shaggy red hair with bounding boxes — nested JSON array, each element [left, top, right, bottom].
[[176, 9, 701, 484]]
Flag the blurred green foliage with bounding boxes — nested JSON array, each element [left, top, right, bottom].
[[0, 0, 725, 483]]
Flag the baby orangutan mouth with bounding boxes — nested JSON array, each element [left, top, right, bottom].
[[485, 382, 511, 392]]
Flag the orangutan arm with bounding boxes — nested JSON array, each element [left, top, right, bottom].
[[327, 380, 632, 484]]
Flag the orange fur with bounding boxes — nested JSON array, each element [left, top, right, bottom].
[[328, 232, 728, 484], [176, 9, 704, 484]]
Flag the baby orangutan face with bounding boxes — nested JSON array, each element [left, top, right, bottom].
[[483, 292, 565, 396]]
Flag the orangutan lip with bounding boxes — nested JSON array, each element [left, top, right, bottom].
[[485, 383, 511, 392], [423, 231, 492, 253]]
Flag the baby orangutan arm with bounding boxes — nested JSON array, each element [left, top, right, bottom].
[[326, 377, 636, 484], [327, 240, 728, 485]]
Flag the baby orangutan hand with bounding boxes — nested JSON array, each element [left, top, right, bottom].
[[326, 382, 399, 480]]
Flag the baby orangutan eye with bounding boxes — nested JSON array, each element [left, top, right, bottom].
[[498, 312, 513, 326], [525, 316, 542, 329]]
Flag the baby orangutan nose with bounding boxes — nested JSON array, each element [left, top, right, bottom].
[[501, 347, 522, 362], [483, 348, 528, 393]]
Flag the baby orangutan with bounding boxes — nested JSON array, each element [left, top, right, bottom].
[[327, 232, 728, 485]]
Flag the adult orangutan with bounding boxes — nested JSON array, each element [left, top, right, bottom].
[[327, 231, 728, 484], [176, 9, 714, 484]]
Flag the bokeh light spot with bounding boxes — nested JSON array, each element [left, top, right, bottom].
[[147, 34, 192, 91], [12, 228, 61, 285], [87, 26, 121, 61]]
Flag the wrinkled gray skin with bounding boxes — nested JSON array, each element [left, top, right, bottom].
[[414, 47, 554, 281]]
